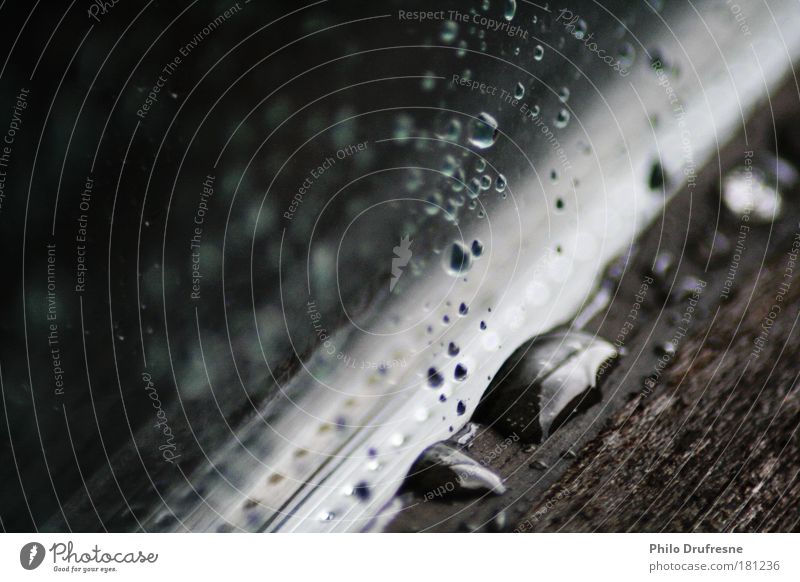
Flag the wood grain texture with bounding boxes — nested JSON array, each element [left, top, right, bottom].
[[520, 243, 800, 532]]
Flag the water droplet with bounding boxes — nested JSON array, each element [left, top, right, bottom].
[[504, 0, 517, 21], [444, 241, 473, 275], [475, 331, 617, 443], [573, 19, 588, 40], [533, 45, 545, 61], [442, 155, 458, 177], [654, 341, 677, 358], [555, 109, 570, 129], [319, 511, 335, 521], [441, 20, 459, 43], [490, 509, 509, 532], [471, 239, 484, 257], [469, 112, 499, 149], [455, 422, 481, 446], [467, 177, 482, 199], [352, 481, 371, 501], [618, 42, 636, 68], [496, 173, 507, 192], [448, 342, 460, 356], [649, 160, 666, 191], [515, 82, 525, 100], [425, 191, 443, 215], [475, 158, 486, 173], [404, 443, 506, 498], [427, 367, 444, 388], [480, 174, 492, 190], [438, 118, 462, 141], [480, 321, 487, 330], [454, 363, 469, 381], [459, 302, 469, 316], [558, 87, 570, 103], [456, 400, 467, 415], [722, 159, 794, 223], [651, 250, 674, 282]]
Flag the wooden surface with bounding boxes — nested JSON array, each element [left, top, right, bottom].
[[521, 247, 800, 532]]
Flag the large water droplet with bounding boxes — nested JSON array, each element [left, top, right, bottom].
[[403, 443, 506, 498], [475, 330, 617, 443], [469, 112, 499, 149]]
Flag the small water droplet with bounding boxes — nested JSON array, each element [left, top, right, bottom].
[[352, 481, 371, 501], [454, 363, 469, 381], [654, 341, 677, 357], [618, 42, 636, 68], [469, 112, 499, 149], [496, 173, 507, 192], [533, 45, 545, 61], [514, 82, 525, 100], [455, 422, 481, 446], [425, 191, 443, 215], [438, 118, 462, 141], [722, 157, 796, 223], [504, 0, 517, 21], [459, 302, 469, 316], [573, 19, 588, 40], [649, 160, 666, 191], [456, 400, 467, 415], [441, 20, 459, 43], [448, 342, 460, 356], [427, 367, 444, 388], [442, 155, 458, 177], [555, 109, 570, 129], [444, 241, 473, 275]]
